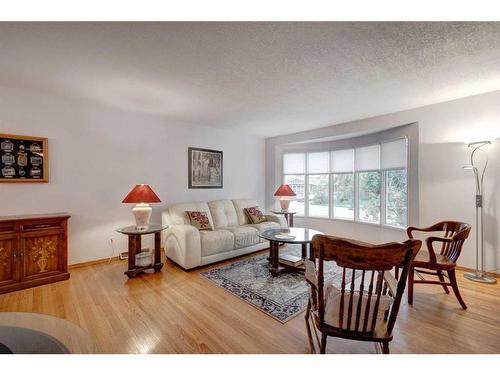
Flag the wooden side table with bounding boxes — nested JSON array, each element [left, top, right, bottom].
[[116, 224, 167, 278], [271, 210, 296, 227]]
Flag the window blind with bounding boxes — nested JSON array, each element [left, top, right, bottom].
[[307, 152, 329, 173], [283, 153, 306, 174], [355, 145, 380, 171], [381, 138, 407, 169], [331, 149, 354, 173]]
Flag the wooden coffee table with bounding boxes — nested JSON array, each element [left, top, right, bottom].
[[259, 227, 324, 276]]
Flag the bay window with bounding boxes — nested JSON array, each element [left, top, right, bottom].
[[307, 152, 329, 218], [355, 145, 381, 223], [282, 137, 408, 228], [382, 139, 408, 228], [331, 149, 354, 220], [283, 153, 306, 215]]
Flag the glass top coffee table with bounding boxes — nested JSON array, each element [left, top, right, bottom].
[[259, 227, 324, 276]]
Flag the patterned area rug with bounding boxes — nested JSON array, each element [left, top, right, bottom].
[[200, 244, 345, 323]]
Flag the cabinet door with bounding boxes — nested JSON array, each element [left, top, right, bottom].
[[21, 230, 64, 280], [0, 234, 20, 287]]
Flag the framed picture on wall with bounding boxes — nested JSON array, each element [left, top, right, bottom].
[[188, 147, 223, 189], [0, 133, 49, 183]]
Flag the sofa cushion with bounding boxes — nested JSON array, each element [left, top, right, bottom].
[[186, 211, 213, 230], [200, 229, 235, 257], [244, 221, 281, 242], [244, 221, 280, 233], [208, 200, 238, 228], [221, 226, 260, 249], [323, 283, 392, 333], [168, 202, 214, 227], [232, 199, 260, 225], [244, 206, 267, 224]]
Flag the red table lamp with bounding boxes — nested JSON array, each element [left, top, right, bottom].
[[274, 184, 296, 212], [122, 184, 161, 230]]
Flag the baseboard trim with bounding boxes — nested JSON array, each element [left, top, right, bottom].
[[69, 247, 166, 269], [456, 266, 499, 278], [69, 256, 122, 269]]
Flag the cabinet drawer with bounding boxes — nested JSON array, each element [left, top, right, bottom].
[[22, 221, 64, 232], [0, 224, 17, 234]]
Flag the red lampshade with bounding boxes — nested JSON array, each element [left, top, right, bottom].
[[122, 184, 161, 203], [274, 184, 296, 197]]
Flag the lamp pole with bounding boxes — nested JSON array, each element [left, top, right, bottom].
[[463, 141, 497, 284]]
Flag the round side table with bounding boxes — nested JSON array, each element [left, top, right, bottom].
[[116, 224, 168, 278], [271, 210, 296, 227]]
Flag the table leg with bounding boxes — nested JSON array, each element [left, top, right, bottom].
[[301, 243, 307, 259], [289, 213, 294, 227], [126, 235, 141, 278], [269, 240, 280, 276], [135, 234, 142, 255], [128, 235, 136, 271], [153, 232, 164, 272]]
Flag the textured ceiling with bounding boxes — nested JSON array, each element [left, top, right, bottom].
[[1, 22, 500, 137]]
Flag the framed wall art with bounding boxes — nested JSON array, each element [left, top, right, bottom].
[[0, 133, 48, 183], [188, 147, 223, 189]]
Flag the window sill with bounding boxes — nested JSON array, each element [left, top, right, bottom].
[[293, 215, 406, 232]]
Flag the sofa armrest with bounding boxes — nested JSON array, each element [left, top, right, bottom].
[[266, 214, 288, 228], [163, 225, 202, 269]]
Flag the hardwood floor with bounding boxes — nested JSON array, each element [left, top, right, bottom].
[[0, 251, 499, 354]]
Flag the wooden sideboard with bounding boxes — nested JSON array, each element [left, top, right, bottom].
[[0, 213, 70, 294]]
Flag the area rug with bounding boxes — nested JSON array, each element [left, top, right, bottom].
[[200, 245, 347, 323]]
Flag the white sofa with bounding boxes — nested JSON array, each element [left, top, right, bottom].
[[161, 199, 285, 269]]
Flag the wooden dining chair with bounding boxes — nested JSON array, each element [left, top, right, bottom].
[[406, 221, 471, 309], [304, 235, 421, 354]]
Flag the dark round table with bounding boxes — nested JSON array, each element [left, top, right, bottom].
[[271, 210, 296, 227], [116, 224, 168, 278], [259, 227, 324, 276]]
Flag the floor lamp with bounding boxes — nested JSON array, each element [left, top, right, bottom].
[[462, 140, 497, 284]]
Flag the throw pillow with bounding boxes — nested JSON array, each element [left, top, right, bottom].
[[186, 211, 213, 230], [244, 206, 267, 224]]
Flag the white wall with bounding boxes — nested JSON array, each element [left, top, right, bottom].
[[0, 87, 265, 264], [266, 90, 500, 271]]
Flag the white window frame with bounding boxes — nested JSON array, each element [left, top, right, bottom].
[[281, 136, 409, 229], [331, 171, 355, 221]]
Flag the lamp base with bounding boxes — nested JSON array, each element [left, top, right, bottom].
[[132, 203, 152, 230], [464, 271, 497, 284], [279, 199, 290, 212]]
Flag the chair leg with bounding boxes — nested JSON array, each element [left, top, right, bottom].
[[304, 300, 315, 353], [437, 270, 450, 294], [382, 342, 390, 354], [407, 265, 414, 305], [320, 333, 327, 354], [447, 269, 467, 310]]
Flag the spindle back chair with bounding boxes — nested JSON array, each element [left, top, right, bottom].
[[305, 235, 421, 354], [406, 221, 471, 309]]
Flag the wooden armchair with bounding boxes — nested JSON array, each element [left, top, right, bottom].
[[304, 235, 421, 354], [406, 221, 471, 309]]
